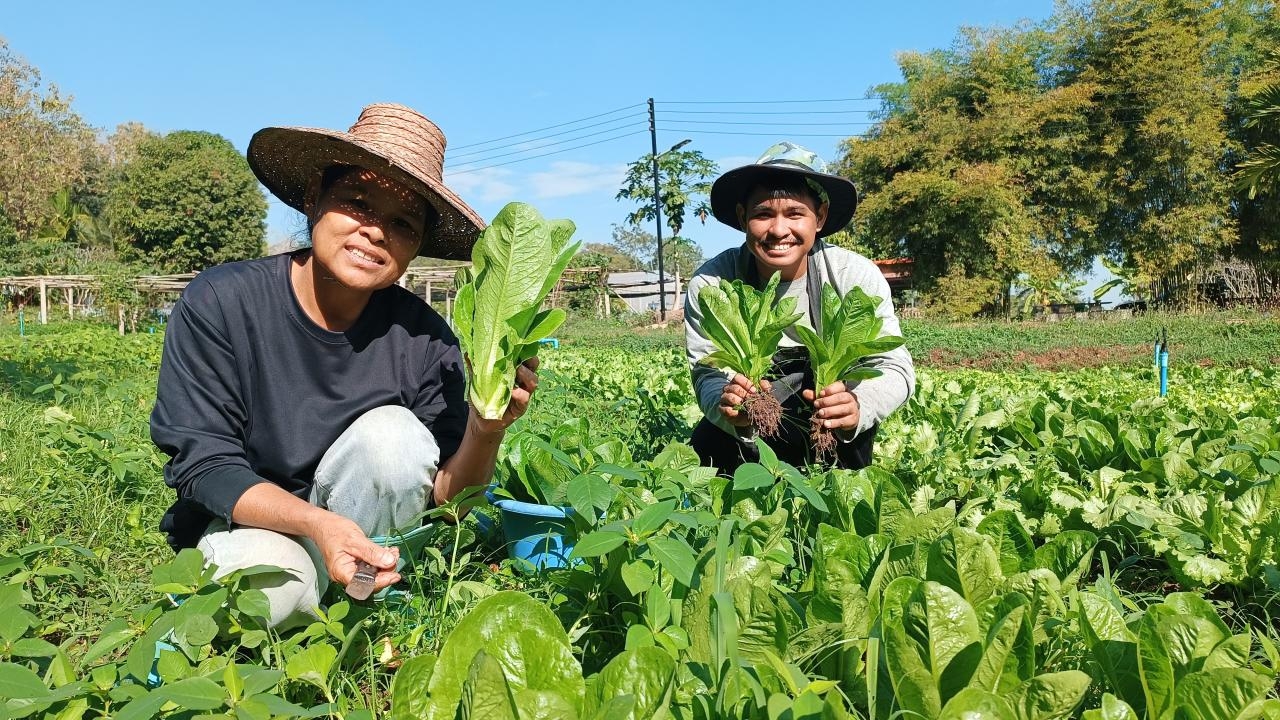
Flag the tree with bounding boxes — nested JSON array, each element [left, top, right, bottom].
[[0, 37, 97, 238], [616, 147, 718, 240], [835, 24, 1099, 315], [608, 224, 658, 270], [571, 241, 643, 271], [106, 130, 267, 273], [661, 236, 704, 280], [1058, 0, 1240, 301]]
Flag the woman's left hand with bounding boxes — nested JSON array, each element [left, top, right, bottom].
[[470, 357, 540, 435], [803, 381, 860, 431]]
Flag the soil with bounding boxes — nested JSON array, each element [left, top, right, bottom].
[[923, 344, 1155, 371], [744, 391, 783, 438], [810, 415, 836, 463]]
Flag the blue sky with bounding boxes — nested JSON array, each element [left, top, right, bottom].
[[5, 0, 1063, 268]]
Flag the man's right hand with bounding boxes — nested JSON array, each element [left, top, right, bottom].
[[310, 513, 401, 593], [719, 374, 760, 428]]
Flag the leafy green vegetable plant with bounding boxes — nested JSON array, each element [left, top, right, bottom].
[[793, 284, 905, 459], [693, 273, 802, 437], [453, 202, 580, 419]]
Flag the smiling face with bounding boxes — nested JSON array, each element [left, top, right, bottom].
[[737, 184, 828, 281], [305, 166, 430, 294]]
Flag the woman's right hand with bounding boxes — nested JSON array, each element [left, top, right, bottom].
[[310, 512, 400, 592]]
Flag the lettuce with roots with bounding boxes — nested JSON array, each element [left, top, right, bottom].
[[453, 202, 579, 419]]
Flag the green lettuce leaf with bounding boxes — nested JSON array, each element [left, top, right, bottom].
[[453, 202, 579, 419], [694, 272, 802, 383], [794, 284, 905, 391]]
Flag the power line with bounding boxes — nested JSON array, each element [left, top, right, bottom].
[[447, 113, 645, 160], [675, 129, 865, 139], [662, 96, 885, 104], [448, 118, 646, 167], [449, 103, 644, 151], [448, 130, 647, 176], [662, 109, 880, 116], [661, 118, 880, 127]]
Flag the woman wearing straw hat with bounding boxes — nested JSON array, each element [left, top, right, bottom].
[[150, 104, 534, 628], [685, 141, 915, 473]]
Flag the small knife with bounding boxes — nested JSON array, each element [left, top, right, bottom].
[[346, 560, 377, 601]]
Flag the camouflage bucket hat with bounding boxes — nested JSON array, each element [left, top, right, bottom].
[[709, 141, 857, 238]]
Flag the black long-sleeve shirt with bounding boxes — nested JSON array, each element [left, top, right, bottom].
[[150, 251, 467, 550]]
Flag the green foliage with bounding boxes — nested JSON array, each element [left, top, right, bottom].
[[105, 130, 267, 273], [793, 284, 906, 390], [692, 273, 803, 384], [616, 147, 718, 240], [413, 591, 585, 719], [0, 38, 97, 237], [572, 242, 641, 271], [5, 319, 1280, 718], [453, 202, 580, 420], [1237, 69, 1280, 198], [837, 0, 1280, 311]]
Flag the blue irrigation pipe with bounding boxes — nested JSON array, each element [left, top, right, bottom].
[[1159, 348, 1169, 397], [1158, 326, 1169, 397]]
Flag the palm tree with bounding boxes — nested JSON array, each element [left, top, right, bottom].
[[37, 188, 103, 248], [1237, 76, 1280, 199]]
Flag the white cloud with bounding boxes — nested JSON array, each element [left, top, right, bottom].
[[529, 161, 627, 199], [443, 167, 518, 204]]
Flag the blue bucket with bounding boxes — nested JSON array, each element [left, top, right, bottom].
[[491, 498, 578, 570]]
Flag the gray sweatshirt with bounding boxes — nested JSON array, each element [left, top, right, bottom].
[[683, 241, 916, 438]]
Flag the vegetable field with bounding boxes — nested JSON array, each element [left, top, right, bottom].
[[3, 319, 1280, 719]]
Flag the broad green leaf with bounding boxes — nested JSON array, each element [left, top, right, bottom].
[[927, 527, 1003, 608], [1174, 668, 1270, 720], [571, 530, 627, 559], [938, 687, 1018, 720], [1013, 671, 1090, 720], [621, 560, 656, 596], [976, 511, 1036, 575], [584, 647, 675, 720], [1034, 530, 1096, 587], [454, 203, 579, 419], [159, 676, 226, 711], [285, 644, 337, 690], [235, 589, 273, 621], [733, 462, 775, 492], [10, 638, 57, 658], [1082, 694, 1139, 720], [567, 473, 615, 520], [1205, 634, 1253, 671], [694, 273, 802, 383], [150, 548, 206, 594], [646, 536, 696, 587], [0, 662, 50, 700], [881, 578, 982, 718], [82, 619, 135, 664], [390, 654, 436, 720], [1078, 593, 1144, 714], [794, 284, 903, 390], [423, 591, 583, 720], [632, 499, 677, 537], [972, 604, 1030, 694], [456, 650, 520, 720]]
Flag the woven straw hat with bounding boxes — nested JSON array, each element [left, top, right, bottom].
[[247, 103, 484, 260]]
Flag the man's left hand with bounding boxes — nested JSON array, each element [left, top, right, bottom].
[[471, 357, 540, 435], [803, 381, 860, 431]]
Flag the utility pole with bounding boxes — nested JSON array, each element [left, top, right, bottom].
[[648, 98, 666, 322]]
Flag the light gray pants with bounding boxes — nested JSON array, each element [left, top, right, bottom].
[[197, 406, 441, 628]]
